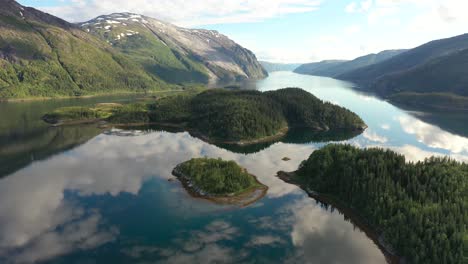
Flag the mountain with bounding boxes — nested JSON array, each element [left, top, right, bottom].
[[260, 61, 301, 72], [0, 1, 267, 99], [338, 33, 468, 87], [294, 50, 406, 77], [336, 33, 468, 111], [79, 13, 267, 84], [374, 48, 468, 97], [0, 0, 165, 98], [293, 60, 346, 76]]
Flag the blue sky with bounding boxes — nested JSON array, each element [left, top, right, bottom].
[[18, 0, 468, 63]]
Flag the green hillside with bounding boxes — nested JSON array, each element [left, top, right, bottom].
[[82, 16, 209, 84], [43, 88, 367, 144], [294, 60, 346, 76], [339, 33, 468, 86], [80, 13, 267, 84], [374, 48, 468, 98], [0, 1, 169, 99], [260, 61, 301, 72], [294, 50, 405, 77], [291, 144, 468, 264]]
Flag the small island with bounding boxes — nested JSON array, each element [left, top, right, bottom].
[[172, 158, 268, 206], [42, 88, 367, 145]]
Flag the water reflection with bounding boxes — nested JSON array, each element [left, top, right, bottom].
[[285, 198, 386, 264], [389, 103, 468, 137], [0, 125, 102, 178], [0, 129, 387, 263], [1, 72, 468, 263], [398, 115, 468, 154], [0, 94, 141, 178], [125, 125, 363, 154]]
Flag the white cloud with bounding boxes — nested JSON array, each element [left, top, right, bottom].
[[0, 129, 315, 262], [363, 130, 388, 143], [246, 235, 286, 247], [345, 2, 358, 13], [285, 198, 387, 264], [380, 124, 390, 130], [398, 116, 468, 154], [344, 24, 361, 35], [37, 0, 322, 26], [345, 0, 373, 13], [389, 144, 468, 163]]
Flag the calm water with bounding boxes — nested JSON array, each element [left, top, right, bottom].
[[1, 72, 467, 264]]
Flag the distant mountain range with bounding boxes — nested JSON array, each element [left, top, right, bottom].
[[260, 61, 301, 72], [294, 50, 406, 77], [295, 34, 468, 111], [0, 0, 266, 99], [293, 60, 347, 76]]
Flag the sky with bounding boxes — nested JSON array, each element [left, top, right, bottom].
[[16, 0, 468, 63]]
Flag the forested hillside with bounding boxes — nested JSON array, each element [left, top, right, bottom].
[[293, 60, 346, 76], [0, 0, 165, 98], [0, 0, 268, 99], [373, 48, 468, 98], [338, 33, 468, 86], [293, 144, 468, 264], [260, 61, 301, 72], [294, 50, 405, 77], [265, 88, 365, 130], [43, 88, 367, 143]]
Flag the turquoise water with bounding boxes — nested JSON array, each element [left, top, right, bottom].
[[0, 72, 467, 263]]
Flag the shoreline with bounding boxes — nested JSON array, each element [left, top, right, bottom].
[[276, 171, 400, 264], [172, 165, 268, 207], [189, 126, 290, 146], [46, 119, 366, 146], [0, 90, 185, 103], [47, 118, 291, 146]]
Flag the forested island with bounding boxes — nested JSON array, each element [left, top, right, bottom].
[[278, 144, 468, 264], [42, 88, 367, 145], [172, 158, 267, 206]]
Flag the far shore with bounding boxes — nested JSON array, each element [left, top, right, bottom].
[[0, 89, 185, 103]]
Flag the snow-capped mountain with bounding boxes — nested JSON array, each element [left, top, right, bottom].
[[79, 13, 267, 83]]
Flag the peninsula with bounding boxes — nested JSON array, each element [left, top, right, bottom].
[[42, 88, 367, 145]]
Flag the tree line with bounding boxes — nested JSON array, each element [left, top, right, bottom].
[[296, 144, 467, 264]]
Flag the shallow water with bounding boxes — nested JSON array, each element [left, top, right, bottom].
[[0, 72, 467, 263]]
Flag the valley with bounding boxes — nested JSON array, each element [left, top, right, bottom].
[[0, 0, 467, 263], [294, 34, 468, 111]]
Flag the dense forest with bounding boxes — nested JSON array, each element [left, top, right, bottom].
[[265, 88, 366, 130], [43, 88, 366, 143], [174, 158, 259, 195], [188, 89, 287, 141], [294, 144, 468, 264]]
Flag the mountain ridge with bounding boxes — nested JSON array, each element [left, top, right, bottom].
[[293, 60, 346, 76], [260, 61, 301, 72], [0, 1, 167, 98], [294, 49, 406, 77], [79, 13, 267, 84], [338, 33, 468, 87], [0, 1, 267, 99]]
